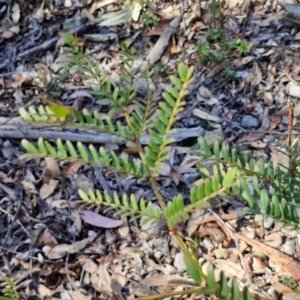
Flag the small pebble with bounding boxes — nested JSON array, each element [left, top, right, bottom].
[[174, 252, 186, 271], [202, 238, 214, 250], [281, 240, 295, 256], [241, 115, 260, 128], [254, 214, 263, 223], [263, 217, 274, 229]]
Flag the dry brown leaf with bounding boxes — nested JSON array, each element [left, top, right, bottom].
[[80, 210, 123, 228], [140, 274, 184, 287], [38, 228, 58, 248], [0, 29, 14, 39], [193, 108, 223, 123], [22, 180, 38, 195], [39, 179, 59, 200], [231, 56, 254, 69], [64, 161, 82, 175], [82, 259, 98, 273], [76, 174, 94, 194], [268, 115, 282, 131], [42, 157, 61, 183], [92, 264, 113, 294], [206, 225, 226, 244], [206, 63, 225, 78], [0, 171, 14, 183], [272, 275, 299, 297], [236, 233, 300, 283], [46, 237, 91, 259], [170, 170, 180, 185], [111, 264, 127, 293], [199, 86, 213, 99], [68, 291, 92, 300], [187, 209, 207, 236], [213, 259, 244, 278]]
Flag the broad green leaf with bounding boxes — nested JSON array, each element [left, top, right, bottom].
[[66, 140, 77, 159], [159, 102, 172, 116], [37, 138, 47, 155], [178, 63, 187, 81], [77, 142, 89, 162], [45, 141, 56, 156], [260, 189, 271, 215], [197, 136, 211, 156], [242, 190, 255, 209], [243, 287, 251, 300], [88, 189, 96, 201], [57, 139, 67, 157], [184, 255, 202, 285], [166, 86, 179, 100], [21, 139, 38, 154], [231, 278, 240, 300], [170, 75, 183, 90], [89, 144, 100, 163], [222, 168, 237, 187], [19, 107, 32, 122], [219, 272, 229, 298], [78, 189, 89, 201], [99, 147, 110, 165], [206, 264, 216, 292], [213, 140, 220, 158]]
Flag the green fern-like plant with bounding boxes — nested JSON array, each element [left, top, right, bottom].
[[1, 277, 19, 300], [18, 34, 278, 300], [196, 136, 300, 226]]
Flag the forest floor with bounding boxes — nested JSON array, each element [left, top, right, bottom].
[[1, 0, 300, 299]]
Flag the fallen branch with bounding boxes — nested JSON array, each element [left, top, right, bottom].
[[0, 117, 204, 145]]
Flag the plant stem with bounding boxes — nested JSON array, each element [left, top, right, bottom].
[[123, 110, 166, 210]]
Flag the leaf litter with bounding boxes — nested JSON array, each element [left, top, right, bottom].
[[1, 0, 300, 299]]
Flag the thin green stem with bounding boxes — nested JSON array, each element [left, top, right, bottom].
[[123, 110, 166, 210]]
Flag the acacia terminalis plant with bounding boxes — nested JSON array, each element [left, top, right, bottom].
[[18, 33, 284, 300]]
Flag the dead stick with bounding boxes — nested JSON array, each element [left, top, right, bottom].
[[0, 117, 204, 145]]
